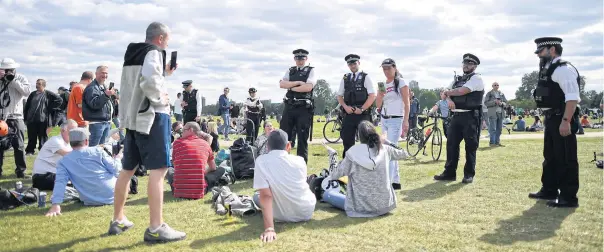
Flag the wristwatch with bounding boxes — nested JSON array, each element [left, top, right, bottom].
[[360, 108, 365, 113]]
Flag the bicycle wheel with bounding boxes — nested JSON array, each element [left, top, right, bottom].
[[431, 127, 443, 161], [323, 120, 342, 143], [406, 128, 424, 157]]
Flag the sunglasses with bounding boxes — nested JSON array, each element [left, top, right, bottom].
[[462, 61, 477, 66], [294, 56, 307, 60]]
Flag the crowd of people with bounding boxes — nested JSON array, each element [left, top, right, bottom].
[[0, 21, 586, 245]]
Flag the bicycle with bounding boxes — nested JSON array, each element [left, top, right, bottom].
[[406, 113, 447, 161], [323, 106, 377, 143]]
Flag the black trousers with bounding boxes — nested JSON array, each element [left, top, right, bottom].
[[245, 113, 261, 143], [340, 113, 371, 158], [0, 119, 27, 175], [443, 111, 481, 178], [280, 105, 312, 163], [26, 122, 48, 154], [540, 112, 579, 202], [183, 111, 197, 124], [32, 172, 56, 191]]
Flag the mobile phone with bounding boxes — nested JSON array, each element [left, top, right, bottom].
[[108, 82, 114, 90], [378, 82, 386, 92], [170, 51, 177, 70]]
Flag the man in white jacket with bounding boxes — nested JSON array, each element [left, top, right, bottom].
[[108, 22, 186, 243], [0, 58, 31, 178]]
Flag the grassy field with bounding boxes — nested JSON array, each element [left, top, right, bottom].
[[0, 127, 602, 251]]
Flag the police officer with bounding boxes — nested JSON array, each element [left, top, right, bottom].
[[244, 87, 263, 143], [529, 37, 580, 208], [279, 49, 316, 163], [434, 53, 484, 184], [336, 54, 376, 158], [181, 80, 202, 124]]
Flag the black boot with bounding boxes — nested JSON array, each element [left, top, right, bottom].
[[546, 198, 579, 208], [434, 173, 456, 181], [528, 190, 558, 200]]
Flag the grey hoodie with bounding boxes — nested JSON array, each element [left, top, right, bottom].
[[330, 144, 408, 217]]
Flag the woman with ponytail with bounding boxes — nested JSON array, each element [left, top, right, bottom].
[[375, 58, 410, 190], [322, 121, 409, 217]]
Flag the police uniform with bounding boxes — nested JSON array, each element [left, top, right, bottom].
[[280, 49, 316, 163], [434, 53, 484, 183], [244, 87, 263, 143], [181, 80, 201, 124], [529, 37, 580, 208], [337, 54, 375, 158]]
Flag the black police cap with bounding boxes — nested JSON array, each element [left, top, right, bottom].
[[292, 49, 309, 57], [249, 87, 257, 93], [345, 54, 360, 63], [381, 58, 396, 67], [534, 37, 563, 54], [462, 53, 480, 65], [182, 80, 192, 87]]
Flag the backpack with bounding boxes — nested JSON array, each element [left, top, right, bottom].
[[229, 138, 256, 179], [0, 187, 39, 210]]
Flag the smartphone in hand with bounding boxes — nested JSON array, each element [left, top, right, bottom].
[[109, 82, 115, 90], [170, 51, 177, 70], [378, 82, 386, 92]]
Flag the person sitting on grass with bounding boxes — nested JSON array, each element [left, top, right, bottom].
[[253, 129, 317, 243], [45, 128, 121, 217], [168, 122, 220, 199], [581, 115, 591, 128], [254, 121, 274, 158], [32, 119, 77, 191], [512, 116, 526, 132], [207, 121, 220, 153], [527, 116, 544, 132], [322, 120, 408, 218]]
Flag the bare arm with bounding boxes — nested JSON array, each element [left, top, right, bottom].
[[446, 87, 472, 97], [279, 80, 302, 89], [337, 96, 346, 107], [206, 159, 216, 173], [361, 94, 376, 111], [401, 86, 410, 120], [291, 83, 313, 93], [56, 148, 71, 156], [259, 188, 274, 230]]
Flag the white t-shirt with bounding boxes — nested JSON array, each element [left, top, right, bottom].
[[32, 135, 72, 175], [253, 150, 316, 222], [380, 77, 407, 116], [173, 98, 183, 114]]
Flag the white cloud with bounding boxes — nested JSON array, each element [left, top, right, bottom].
[[0, 0, 601, 106]]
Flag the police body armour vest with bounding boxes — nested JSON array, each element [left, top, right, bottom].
[[285, 66, 313, 100], [183, 89, 198, 113], [246, 97, 261, 113], [451, 73, 484, 110], [343, 72, 368, 107], [533, 60, 580, 110]]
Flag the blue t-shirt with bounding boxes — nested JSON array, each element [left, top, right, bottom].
[[515, 119, 526, 130], [436, 100, 449, 118]]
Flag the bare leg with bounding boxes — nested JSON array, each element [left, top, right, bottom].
[[148, 168, 168, 229], [113, 169, 136, 221]]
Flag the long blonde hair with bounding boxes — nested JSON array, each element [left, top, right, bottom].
[[207, 122, 218, 135]]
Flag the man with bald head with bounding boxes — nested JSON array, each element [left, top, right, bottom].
[[484, 82, 508, 147]]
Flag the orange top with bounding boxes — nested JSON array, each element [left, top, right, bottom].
[[67, 84, 87, 127], [581, 117, 590, 126]]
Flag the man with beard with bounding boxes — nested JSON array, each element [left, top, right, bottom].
[[528, 37, 580, 208], [434, 53, 484, 184]]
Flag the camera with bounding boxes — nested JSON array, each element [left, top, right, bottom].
[[1, 74, 14, 83]]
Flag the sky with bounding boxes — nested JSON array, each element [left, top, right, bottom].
[[0, 0, 602, 104]]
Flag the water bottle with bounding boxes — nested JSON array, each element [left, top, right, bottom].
[[15, 181, 23, 193], [38, 192, 47, 208], [425, 128, 432, 137]]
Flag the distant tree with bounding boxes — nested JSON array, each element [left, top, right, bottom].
[[312, 79, 336, 115], [515, 71, 539, 100], [409, 80, 420, 91]]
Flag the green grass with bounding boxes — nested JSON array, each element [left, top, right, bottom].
[[1, 128, 601, 251]]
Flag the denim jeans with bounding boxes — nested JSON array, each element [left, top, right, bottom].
[[323, 189, 345, 210], [221, 113, 231, 138], [488, 113, 503, 144], [381, 117, 403, 185], [112, 117, 124, 140], [88, 121, 111, 146]]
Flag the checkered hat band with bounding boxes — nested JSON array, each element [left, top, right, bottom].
[[537, 41, 561, 46]]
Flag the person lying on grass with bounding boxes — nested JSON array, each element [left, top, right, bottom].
[[323, 120, 408, 218], [45, 128, 121, 217], [252, 129, 317, 243]]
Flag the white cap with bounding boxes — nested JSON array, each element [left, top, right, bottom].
[[0, 58, 20, 69]]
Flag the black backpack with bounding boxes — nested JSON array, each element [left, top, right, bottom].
[[0, 187, 39, 211], [229, 138, 256, 179]]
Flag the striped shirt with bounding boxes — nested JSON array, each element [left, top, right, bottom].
[[172, 135, 214, 199]]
